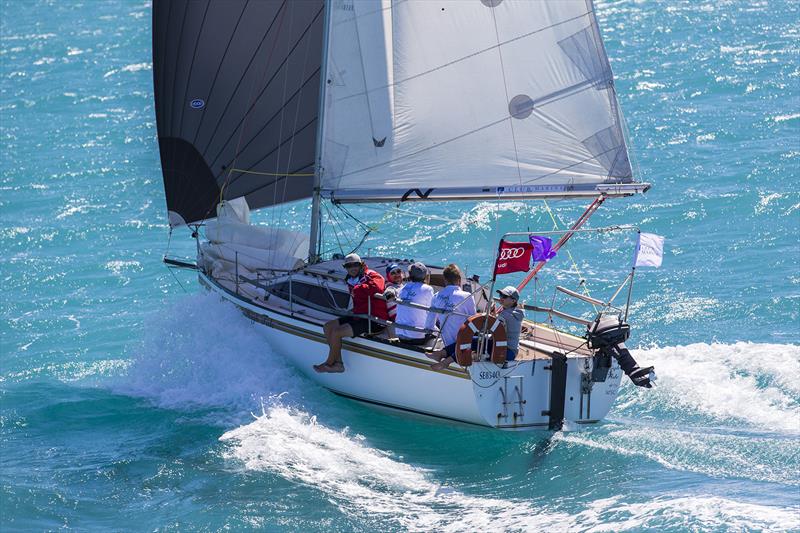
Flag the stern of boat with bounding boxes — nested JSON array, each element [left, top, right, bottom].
[[469, 353, 623, 431]]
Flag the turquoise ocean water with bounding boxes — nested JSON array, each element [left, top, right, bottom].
[[2, 1, 799, 530]]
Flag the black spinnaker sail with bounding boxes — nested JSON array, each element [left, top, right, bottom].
[[153, 0, 325, 227]]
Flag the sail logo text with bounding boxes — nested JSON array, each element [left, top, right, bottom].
[[498, 247, 526, 260]]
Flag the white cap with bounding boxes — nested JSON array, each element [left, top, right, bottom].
[[343, 253, 362, 267]]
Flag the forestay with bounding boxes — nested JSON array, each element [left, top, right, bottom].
[[320, 0, 642, 203]]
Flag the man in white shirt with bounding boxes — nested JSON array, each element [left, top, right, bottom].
[[425, 263, 476, 370], [394, 262, 434, 344]]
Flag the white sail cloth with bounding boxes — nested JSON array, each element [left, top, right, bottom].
[[200, 241, 305, 273], [320, 0, 632, 201], [200, 199, 309, 273]]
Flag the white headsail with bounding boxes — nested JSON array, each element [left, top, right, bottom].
[[319, 0, 645, 203]]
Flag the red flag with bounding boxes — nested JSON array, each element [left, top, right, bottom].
[[494, 240, 533, 275]]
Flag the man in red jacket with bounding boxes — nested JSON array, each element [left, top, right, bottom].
[[314, 253, 388, 373]]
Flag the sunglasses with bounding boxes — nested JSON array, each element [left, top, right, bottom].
[[389, 269, 403, 275], [344, 263, 361, 268]]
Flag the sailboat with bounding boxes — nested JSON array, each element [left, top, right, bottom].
[[152, 0, 657, 430]]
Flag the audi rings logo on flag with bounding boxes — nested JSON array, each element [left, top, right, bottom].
[[494, 240, 533, 275], [498, 247, 526, 260]]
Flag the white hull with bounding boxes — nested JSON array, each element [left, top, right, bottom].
[[200, 272, 623, 431]]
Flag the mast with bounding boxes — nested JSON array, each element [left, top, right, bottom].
[[308, 0, 333, 264]]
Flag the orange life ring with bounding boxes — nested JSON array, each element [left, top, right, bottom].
[[455, 313, 507, 367]]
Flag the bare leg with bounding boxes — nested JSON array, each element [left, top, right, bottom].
[[431, 356, 454, 371], [327, 323, 353, 365], [426, 348, 446, 362], [315, 320, 353, 372], [323, 319, 336, 343]]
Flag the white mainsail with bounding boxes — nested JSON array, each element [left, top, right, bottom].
[[319, 0, 643, 203]]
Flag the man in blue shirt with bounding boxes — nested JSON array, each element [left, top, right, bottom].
[[425, 264, 476, 370]]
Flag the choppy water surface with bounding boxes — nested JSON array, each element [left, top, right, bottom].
[[2, 1, 798, 531]]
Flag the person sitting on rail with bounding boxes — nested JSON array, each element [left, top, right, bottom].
[[393, 262, 434, 345], [495, 286, 524, 361], [382, 263, 405, 322], [314, 253, 388, 373], [425, 264, 476, 370]]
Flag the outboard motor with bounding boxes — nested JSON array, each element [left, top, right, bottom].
[[586, 315, 655, 389]]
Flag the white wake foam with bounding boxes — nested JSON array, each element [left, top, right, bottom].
[[557, 426, 798, 486], [221, 405, 799, 531], [572, 495, 799, 532], [220, 404, 573, 531], [570, 342, 800, 486], [621, 342, 800, 433]]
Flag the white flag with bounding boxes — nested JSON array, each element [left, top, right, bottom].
[[633, 232, 665, 268]]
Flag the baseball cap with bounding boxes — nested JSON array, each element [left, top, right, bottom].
[[386, 263, 402, 276], [343, 253, 362, 268], [408, 262, 427, 281], [496, 285, 520, 301]]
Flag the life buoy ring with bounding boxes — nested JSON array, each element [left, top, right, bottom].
[[455, 313, 507, 367]]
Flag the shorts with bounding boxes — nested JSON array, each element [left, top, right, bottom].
[[443, 343, 457, 358], [397, 335, 429, 346], [339, 316, 386, 338]]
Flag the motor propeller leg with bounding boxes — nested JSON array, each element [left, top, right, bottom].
[[606, 345, 655, 389], [629, 365, 656, 388]]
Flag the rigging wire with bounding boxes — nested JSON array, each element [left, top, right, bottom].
[[322, 201, 347, 256], [163, 228, 189, 293], [166, 265, 189, 294], [164, 227, 174, 258], [334, 202, 372, 233], [540, 199, 597, 309], [348, 228, 372, 255]]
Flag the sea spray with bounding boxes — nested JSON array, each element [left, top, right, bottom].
[[112, 293, 308, 422], [619, 342, 800, 433]]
